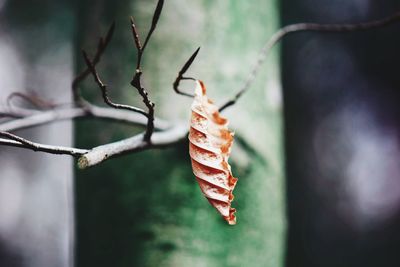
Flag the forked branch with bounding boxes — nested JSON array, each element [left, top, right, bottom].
[[82, 51, 148, 117], [0, 0, 170, 167], [129, 0, 165, 141], [173, 47, 201, 97], [72, 22, 115, 104]]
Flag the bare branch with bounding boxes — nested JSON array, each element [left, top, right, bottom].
[[72, 22, 115, 104], [0, 132, 88, 156], [0, 124, 187, 164], [129, 2, 165, 142], [0, 0, 179, 167], [173, 47, 200, 97], [0, 104, 170, 132], [82, 51, 149, 117], [141, 0, 164, 52], [130, 16, 142, 51], [0, 121, 187, 166], [73, 0, 164, 154], [0, 111, 26, 119], [78, 122, 187, 168], [0, 102, 184, 167], [0, 122, 187, 167], [0, 120, 188, 166], [219, 10, 400, 112], [7, 92, 56, 110], [129, 70, 155, 142]]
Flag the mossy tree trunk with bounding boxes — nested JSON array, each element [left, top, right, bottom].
[[75, 1, 284, 266]]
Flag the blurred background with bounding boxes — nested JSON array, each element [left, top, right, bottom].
[[0, 0, 74, 266], [0, 0, 399, 267], [282, 1, 400, 267]]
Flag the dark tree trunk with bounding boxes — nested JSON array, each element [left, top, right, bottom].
[[281, 1, 400, 267]]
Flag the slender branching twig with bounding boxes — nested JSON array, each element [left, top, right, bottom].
[[0, 0, 172, 167], [173, 47, 201, 97], [129, 0, 165, 141], [0, 104, 170, 132], [7, 92, 56, 110], [141, 0, 164, 53], [82, 51, 149, 117], [72, 22, 115, 104], [0, 131, 88, 156], [218, 10, 400, 111], [78, 123, 187, 168]]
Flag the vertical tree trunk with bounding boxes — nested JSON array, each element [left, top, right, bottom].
[[282, 1, 400, 267], [76, 1, 284, 266], [0, 1, 74, 266]]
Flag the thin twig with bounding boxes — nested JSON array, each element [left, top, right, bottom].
[[0, 104, 170, 132], [219, 10, 400, 112], [82, 51, 149, 117], [72, 22, 115, 104], [0, 111, 25, 119], [173, 47, 200, 97], [0, 132, 88, 156], [1, 120, 186, 167], [0, 120, 187, 167], [130, 17, 142, 51], [78, 122, 187, 168], [141, 0, 164, 53], [0, 103, 184, 167], [0, 121, 187, 168], [0, 121, 187, 165], [7, 92, 56, 110], [129, 0, 164, 142], [129, 72, 155, 142]]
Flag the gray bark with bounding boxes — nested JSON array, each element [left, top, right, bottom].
[[0, 1, 74, 266]]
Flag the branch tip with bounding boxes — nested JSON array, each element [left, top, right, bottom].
[[130, 16, 142, 50], [142, 0, 164, 51], [72, 22, 116, 104], [78, 156, 89, 169], [220, 10, 400, 112], [152, 0, 165, 26], [173, 47, 201, 97]]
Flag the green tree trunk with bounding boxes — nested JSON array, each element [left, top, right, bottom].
[[76, 1, 285, 266]]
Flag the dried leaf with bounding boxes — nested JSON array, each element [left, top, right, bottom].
[[189, 80, 238, 225]]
